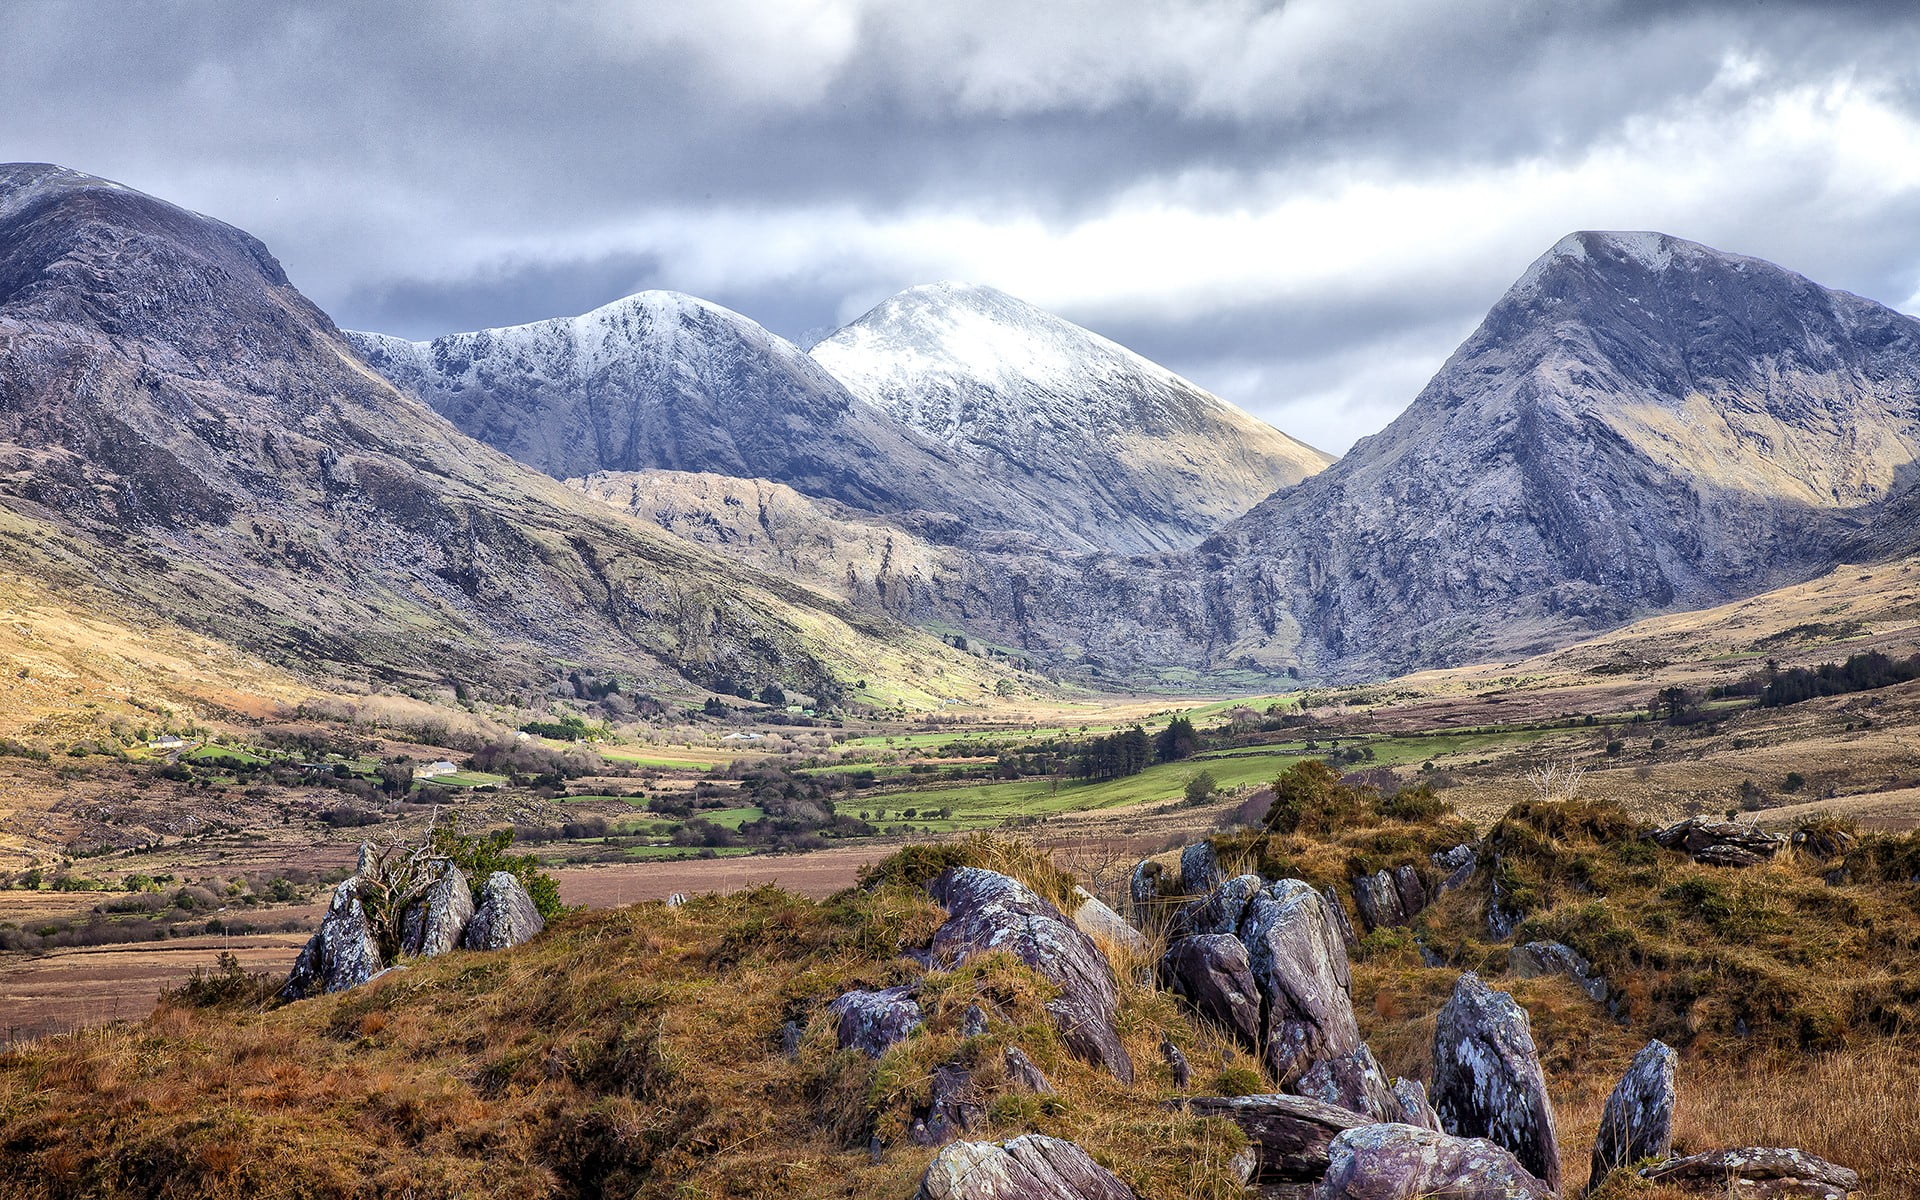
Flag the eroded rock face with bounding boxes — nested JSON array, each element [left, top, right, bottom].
[[1180, 842, 1225, 896], [279, 877, 382, 1001], [1351, 865, 1430, 931], [928, 868, 1133, 1082], [1432, 844, 1478, 894], [398, 863, 474, 959], [1391, 1077, 1443, 1132], [1311, 1123, 1554, 1200], [828, 985, 922, 1056], [1591, 1039, 1677, 1185], [1431, 973, 1562, 1193], [1160, 933, 1262, 1047], [1639, 1148, 1860, 1199], [1509, 939, 1607, 1003], [1070, 887, 1147, 956], [1241, 880, 1365, 1086], [1322, 887, 1361, 953], [1295, 1045, 1399, 1121], [1175, 1094, 1371, 1183], [1650, 818, 1787, 867], [462, 871, 545, 951], [1003, 1046, 1056, 1095], [917, 1134, 1140, 1200]]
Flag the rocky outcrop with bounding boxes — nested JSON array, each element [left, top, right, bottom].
[[928, 868, 1133, 1082], [1639, 1148, 1860, 1199], [1509, 940, 1607, 1003], [911, 1062, 986, 1147], [398, 863, 474, 959], [1590, 1040, 1677, 1185], [462, 871, 545, 950], [1174, 1094, 1371, 1183], [828, 985, 923, 1056], [1003, 1046, 1056, 1095], [1432, 845, 1478, 894], [1431, 973, 1562, 1193], [1650, 818, 1788, 867], [1351, 866, 1430, 931], [1070, 887, 1147, 956], [1160, 934, 1262, 1046], [1322, 887, 1361, 953], [1391, 1078, 1443, 1131], [1128, 860, 1172, 924], [1311, 1124, 1555, 1200], [1295, 1045, 1400, 1120], [279, 878, 383, 1001], [1180, 842, 1225, 896], [1240, 880, 1369, 1088], [917, 1134, 1140, 1200]]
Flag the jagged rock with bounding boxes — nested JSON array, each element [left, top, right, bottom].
[[1650, 817, 1787, 867], [1311, 1123, 1555, 1200], [928, 868, 1133, 1082], [462, 871, 545, 950], [1391, 1077, 1443, 1131], [280, 878, 383, 1001], [1431, 973, 1562, 1193], [963, 1004, 989, 1038], [1591, 1040, 1677, 1185], [1160, 1037, 1191, 1089], [1639, 1148, 1860, 1199], [1173, 1093, 1371, 1182], [1003, 1046, 1056, 1095], [1295, 1044, 1399, 1121], [398, 863, 474, 959], [1322, 887, 1360, 953], [917, 1133, 1140, 1200], [1180, 842, 1225, 895], [828, 984, 922, 1056], [1240, 880, 1365, 1086], [1174, 873, 1263, 939], [911, 1062, 986, 1147], [1509, 939, 1607, 1003], [1160, 933, 1263, 1047], [1351, 865, 1430, 931], [1431, 844, 1478, 894], [1070, 886, 1147, 955]]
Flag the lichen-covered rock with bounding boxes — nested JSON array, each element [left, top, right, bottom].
[[929, 868, 1133, 1082], [1351, 865, 1430, 931], [1591, 1039, 1677, 1185], [1003, 1046, 1056, 1095], [963, 1003, 989, 1038], [1240, 879, 1364, 1085], [1070, 886, 1147, 955], [462, 870, 544, 950], [1431, 973, 1561, 1193], [1295, 1044, 1399, 1122], [1180, 841, 1225, 895], [1432, 844, 1478, 894], [398, 863, 474, 959], [1311, 1123, 1554, 1200], [1639, 1147, 1860, 1199], [1650, 817, 1788, 867], [1322, 886, 1360, 953], [1391, 1077, 1443, 1131], [1173, 873, 1263, 939], [280, 877, 383, 1001], [917, 1133, 1140, 1200], [911, 1062, 986, 1147], [1174, 1093, 1371, 1182], [1128, 859, 1171, 923], [1160, 933, 1262, 1047], [828, 984, 922, 1056], [1509, 939, 1607, 1003], [1160, 1037, 1191, 1089]]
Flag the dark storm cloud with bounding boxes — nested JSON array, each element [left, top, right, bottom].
[[4, 0, 1920, 449]]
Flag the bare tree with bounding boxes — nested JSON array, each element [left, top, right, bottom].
[[1524, 760, 1586, 804]]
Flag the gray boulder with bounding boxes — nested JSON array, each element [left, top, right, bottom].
[[1240, 880, 1365, 1086], [398, 863, 474, 959], [1391, 1077, 1443, 1131], [1509, 939, 1607, 1003], [1431, 973, 1562, 1193], [1432, 844, 1478, 894], [1003, 1045, 1056, 1095], [1175, 1093, 1371, 1183], [1650, 817, 1788, 867], [1590, 1039, 1677, 1186], [1173, 872, 1263, 939], [1295, 1045, 1400, 1121], [1322, 886, 1361, 953], [1311, 1123, 1555, 1200], [279, 877, 383, 1001], [1160, 933, 1262, 1047], [929, 868, 1133, 1082], [1160, 1037, 1191, 1089], [1070, 886, 1147, 956], [917, 1134, 1139, 1200], [911, 1062, 986, 1147], [462, 870, 545, 950], [963, 1003, 989, 1038], [1639, 1147, 1860, 1199], [828, 984, 922, 1056], [1179, 841, 1225, 895], [1351, 865, 1430, 931], [1128, 859, 1171, 923]]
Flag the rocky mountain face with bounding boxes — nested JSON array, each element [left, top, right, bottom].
[[0, 164, 980, 700], [811, 282, 1332, 552]]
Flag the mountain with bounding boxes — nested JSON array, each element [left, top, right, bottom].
[[810, 282, 1332, 551], [0, 164, 1000, 703]]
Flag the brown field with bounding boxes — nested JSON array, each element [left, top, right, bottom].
[[552, 844, 896, 905]]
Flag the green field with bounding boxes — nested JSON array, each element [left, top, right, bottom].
[[184, 744, 268, 766], [430, 771, 507, 788]]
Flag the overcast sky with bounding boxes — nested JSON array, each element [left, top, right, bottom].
[[7, 1, 1920, 452]]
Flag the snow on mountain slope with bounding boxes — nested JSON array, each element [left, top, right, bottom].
[[811, 282, 1333, 550]]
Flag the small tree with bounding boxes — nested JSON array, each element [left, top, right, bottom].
[[1183, 770, 1217, 807]]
